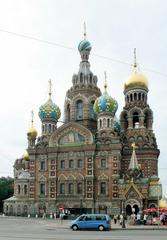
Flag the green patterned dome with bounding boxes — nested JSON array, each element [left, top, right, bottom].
[[93, 91, 118, 116], [78, 39, 92, 52], [39, 98, 61, 121]]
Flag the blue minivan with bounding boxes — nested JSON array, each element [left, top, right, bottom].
[[70, 214, 111, 231]]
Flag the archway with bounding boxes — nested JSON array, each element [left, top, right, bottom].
[[126, 204, 132, 216], [133, 204, 139, 214]]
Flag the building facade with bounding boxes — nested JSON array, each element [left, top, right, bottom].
[[4, 36, 162, 217]]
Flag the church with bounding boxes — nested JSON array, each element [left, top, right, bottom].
[[4, 32, 162, 217]]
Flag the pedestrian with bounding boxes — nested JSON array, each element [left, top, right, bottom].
[[113, 214, 118, 224], [119, 213, 123, 225], [143, 214, 147, 225]]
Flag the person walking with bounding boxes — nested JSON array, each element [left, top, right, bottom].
[[113, 214, 118, 224]]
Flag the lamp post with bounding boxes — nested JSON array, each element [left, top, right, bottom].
[[122, 199, 126, 229]]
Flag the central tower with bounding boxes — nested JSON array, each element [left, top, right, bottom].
[[64, 29, 101, 132]]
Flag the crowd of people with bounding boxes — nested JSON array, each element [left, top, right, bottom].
[[113, 212, 167, 226]]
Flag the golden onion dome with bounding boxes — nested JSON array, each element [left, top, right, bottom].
[[124, 71, 149, 90], [27, 126, 38, 139], [23, 150, 29, 161], [124, 48, 149, 90], [159, 199, 167, 208]]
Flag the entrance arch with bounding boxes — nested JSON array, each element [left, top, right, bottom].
[[125, 199, 140, 215]]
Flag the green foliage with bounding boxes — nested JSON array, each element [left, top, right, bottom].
[[0, 177, 14, 212]]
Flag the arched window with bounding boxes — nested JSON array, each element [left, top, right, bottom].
[[77, 183, 82, 194], [142, 93, 144, 101], [60, 183, 65, 194], [90, 100, 96, 120], [68, 183, 74, 194], [107, 119, 110, 127], [18, 185, 21, 195], [133, 112, 139, 128], [100, 182, 106, 194], [80, 73, 83, 83], [48, 124, 51, 133], [76, 100, 83, 120], [67, 104, 70, 122], [130, 94, 133, 102], [100, 119, 102, 128], [134, 93, 137, 101], [138, 93, 141, 100], [24, 185, 27, 195]]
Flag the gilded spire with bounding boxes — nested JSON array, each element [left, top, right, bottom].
[[84, 21, 87, 39], [48, 79, 52, 99], [31, 110, 34, 127], [104, 71, 107, 94], [133, 48, 138, 73]]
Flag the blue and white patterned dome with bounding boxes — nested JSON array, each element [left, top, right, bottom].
[[93, 91, 118, 116]]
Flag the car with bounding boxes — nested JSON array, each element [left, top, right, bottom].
[[70, 214, 111, 231]]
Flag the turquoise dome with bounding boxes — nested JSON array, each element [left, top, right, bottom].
[[78, 39, 92, 52], [39, 98, 61, 121], [93, 92, 118, 116]]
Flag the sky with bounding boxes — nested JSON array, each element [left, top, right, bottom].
[[0, 0, 167, 196]]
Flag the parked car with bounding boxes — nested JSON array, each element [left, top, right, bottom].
[[70, 214, 111, 231]]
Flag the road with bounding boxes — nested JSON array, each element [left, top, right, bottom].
[[0, 217, 167, 240]]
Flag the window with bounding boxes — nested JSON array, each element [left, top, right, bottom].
[[18, 185, 21, 195], [78, 159, 83, 168], [40, 183, 45, 195], [101, 159, 106, 168], [24, 185, 27, 195], [90, 101, 96, 120], [69, 160, 74, 168], [60, 160, 65, 169], [48, 124, 51, 133], [77, 183, 83, 194], [60, 183, 65, 194], [76, 100, 83, 120], [133, 112, 139, 128], [40, 161, 45, 170], [100, 182, 106, 194], [68, 183, 74, 194]]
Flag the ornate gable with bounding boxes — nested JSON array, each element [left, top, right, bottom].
[[49, 122, 93, 147], [125, 182, 144, 199]]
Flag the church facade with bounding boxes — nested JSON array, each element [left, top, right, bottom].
[[4, 35, 162, 217]]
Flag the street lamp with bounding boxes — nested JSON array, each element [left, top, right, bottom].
[[121, 199, 126, 229]]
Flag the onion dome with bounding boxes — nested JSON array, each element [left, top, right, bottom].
[[124, 49, 149, 90], [78, 39, 92, 52], [39, 80, 61, 121], [39, 98, 61, 121], [27, 111, 38, 139], [23, 150, 29, 161], [93, 76, 118, 116], [27, 126, 38, 139], [124, 72, 148, 90]]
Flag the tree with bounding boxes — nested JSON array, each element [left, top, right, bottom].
[[0, 177, 14, 213]]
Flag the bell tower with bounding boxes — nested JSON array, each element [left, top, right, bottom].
[[120, 49, 160, 178]]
